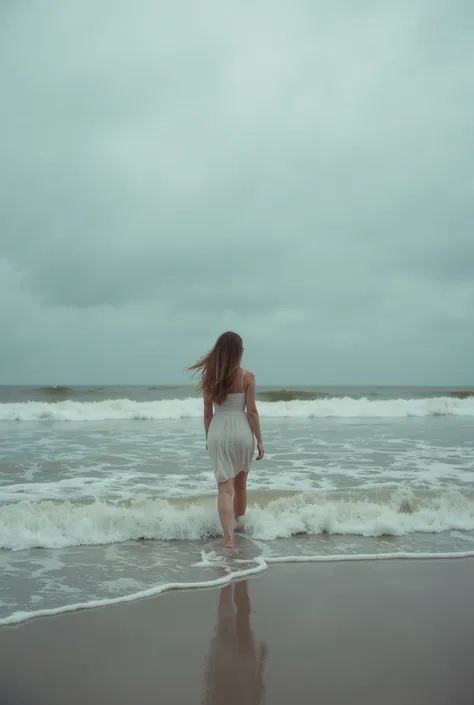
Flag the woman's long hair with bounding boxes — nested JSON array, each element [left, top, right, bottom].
[[188, 332, 243, 405]]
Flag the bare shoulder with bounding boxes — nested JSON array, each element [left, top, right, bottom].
[[243, 369, 256, 389]]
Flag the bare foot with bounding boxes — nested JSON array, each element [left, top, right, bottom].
[[225, 540, 234, 550]]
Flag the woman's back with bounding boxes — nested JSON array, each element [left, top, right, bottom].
[[214, 368, 247, 411], [215, 392, 246, 412]]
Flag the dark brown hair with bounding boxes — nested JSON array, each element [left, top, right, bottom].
[[188, 331, 243, 405]]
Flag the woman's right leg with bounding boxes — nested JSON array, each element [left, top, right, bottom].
[[217, 479, 234, 548]]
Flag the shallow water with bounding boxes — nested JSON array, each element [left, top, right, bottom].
[[1, 387, 474, 624]]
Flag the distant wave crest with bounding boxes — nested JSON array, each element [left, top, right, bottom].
[[258, 389, 327, 401], [259, 388, 474, 402], [37, 386, 76, 395]]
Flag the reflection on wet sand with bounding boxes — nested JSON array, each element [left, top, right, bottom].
[[202, 580, 268, 705]]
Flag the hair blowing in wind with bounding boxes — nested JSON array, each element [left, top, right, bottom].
[[188, 332, 243, 405]]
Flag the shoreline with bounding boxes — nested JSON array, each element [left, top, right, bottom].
[[1, 559, 473, 704], [2, 548, 474, 628]]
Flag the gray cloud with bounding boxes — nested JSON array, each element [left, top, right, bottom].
[[1, 0, 473, 384]]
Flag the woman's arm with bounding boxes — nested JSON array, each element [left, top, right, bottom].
[[245, 373, 264, 459], [204, 395, 213, 445]]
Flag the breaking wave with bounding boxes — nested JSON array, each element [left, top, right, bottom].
[[1, 395, 474, 421], [2, 488, 474, 551]]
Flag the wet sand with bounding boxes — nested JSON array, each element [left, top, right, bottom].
[[0, 559, 473, 704]]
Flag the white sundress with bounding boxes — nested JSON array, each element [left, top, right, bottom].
[[207, 371, 255, 483]]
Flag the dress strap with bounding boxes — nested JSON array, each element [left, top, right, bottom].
[[241, 368, 246, 392]]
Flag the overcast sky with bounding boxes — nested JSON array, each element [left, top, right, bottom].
[[1, 0, 473, 386]]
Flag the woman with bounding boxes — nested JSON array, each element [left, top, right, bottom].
[[188, 332, 264, 549]]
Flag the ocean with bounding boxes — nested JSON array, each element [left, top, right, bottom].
[[1, 384, 474, 626]]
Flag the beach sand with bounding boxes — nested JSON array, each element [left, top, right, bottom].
[[0, 559, 473, 704]]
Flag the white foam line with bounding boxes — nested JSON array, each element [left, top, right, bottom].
[[0, 561, 267, 627], [2, 550, 473, 627], [265, 550, 474, 563]]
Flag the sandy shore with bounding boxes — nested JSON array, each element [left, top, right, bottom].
[[0, 559, 473, 704]]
